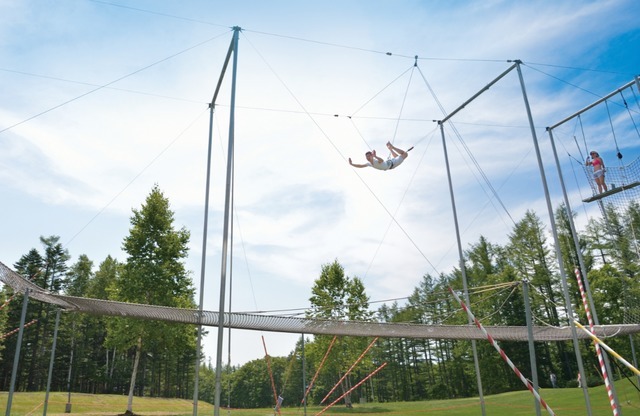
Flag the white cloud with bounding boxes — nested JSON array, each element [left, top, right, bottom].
[[1, 0, 638, 366]]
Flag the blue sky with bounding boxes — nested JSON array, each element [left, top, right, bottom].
[[1, 0, 639, 366]]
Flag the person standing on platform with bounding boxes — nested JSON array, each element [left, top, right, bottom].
[[586, 150, 608, 193]]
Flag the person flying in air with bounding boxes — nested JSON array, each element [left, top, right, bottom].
[[349, 141, 410, 171]]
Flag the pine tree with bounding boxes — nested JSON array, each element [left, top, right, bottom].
[[307, 260, 372, 408], [106, 184, 195, 413]]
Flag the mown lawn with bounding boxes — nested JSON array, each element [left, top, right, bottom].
[[1, 380, 639, 415]]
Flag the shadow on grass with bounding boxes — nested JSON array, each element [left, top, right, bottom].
[[320, 406, 392, 413]]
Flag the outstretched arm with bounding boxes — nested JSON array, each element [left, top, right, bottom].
[[349, 158, 369, 168], [372, 150, 384, 163]]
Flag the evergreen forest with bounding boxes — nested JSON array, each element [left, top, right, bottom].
[[1, 185, 639, 410]]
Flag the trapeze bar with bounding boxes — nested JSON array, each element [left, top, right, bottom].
[[582, 181, 640, 203]]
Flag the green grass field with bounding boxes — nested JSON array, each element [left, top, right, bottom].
[[1, 380, 639, 415]]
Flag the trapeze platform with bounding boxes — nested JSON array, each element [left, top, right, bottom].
[[582, 181, 640, 203]]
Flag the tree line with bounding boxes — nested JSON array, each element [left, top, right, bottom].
[[1, 185, 639, 410]]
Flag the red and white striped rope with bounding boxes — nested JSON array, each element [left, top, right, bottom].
[[302, 335, 337, 404], [321, 336, 379, 403], [0, 293, 16, 311], [574, 267, 618, 416], [0, 319, 37, 340], [448, 287, 555, 416], [315, 362, 387, 416], [261, 336, 281, 416], [574, 321, 640, 376]]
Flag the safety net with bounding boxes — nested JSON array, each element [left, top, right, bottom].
[[1, 260, 638, 342]]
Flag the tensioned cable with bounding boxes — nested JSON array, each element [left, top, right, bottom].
[[221, 110, 282, 367], [416, 65, 516, 226], [91, 0, 507, 63], [605, 100, 623, 161], [0, 65, 442, 121], [0, 67, 205, 105], [632, 83, 640, 113], [363, 128, 439, 279], [240, 32, 441, 275], [378, 62, 417, 154], [523, 61, 635, 77], [554, 128, 592, 217], [344, 62, 437, 278], [619, 90, 640, 139], [528, 284, 572, 327], [523, 63, 639, 114], [469, 281, 520, 294], [0, 30, 230, 135], [473, 283, 521, 323], [570, 89, 640, 259], [212, 103, 276, 396], [63, 108, 209, 248], [347, 65, 417, 150], [243, 28, 508, 63], [240, 282, 523, 324], [1, 66, 433, 120], [578, 115, 589, 160], [350, 66, 414, 117], [432, 139, 536, 271], [233, 284, 508, 315], [376, 281, 519, 325], [89, 0, 229, 28], [460, 282, 519, 315], [211, 114, 262, 313]]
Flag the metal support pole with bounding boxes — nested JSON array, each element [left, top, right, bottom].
[[438, 122, 486, 416], [214, 26, 241, 416], [515, 60, 592, 415], [43, 309, 61, 416], [6, 289, 29, 416], [302, 334, 307, 416], [66, 320, 75, 413], [547, 125, 622, 414], [523, 280, 542, 416], [193, 25, 238, 416], [630, 334, 640, 386], [192, 104, 215, 416]]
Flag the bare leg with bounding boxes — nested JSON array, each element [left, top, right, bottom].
[[386, 141, 407, 158], [596, 175, 607, 192]]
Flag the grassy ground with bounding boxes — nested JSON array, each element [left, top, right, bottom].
[[1, 380, 639, 415]]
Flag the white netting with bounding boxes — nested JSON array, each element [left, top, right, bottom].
[[582, 156, 640, 204], [1, 261, 638, 341]]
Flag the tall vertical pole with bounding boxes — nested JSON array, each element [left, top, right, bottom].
[[43, 309, 61, 416], [6, 289, 29, 416], [438, 122, 486, 416], [449, 287, 556, 415], [630, 335, 640, 386], [66, 320, 75, 413], [514, 60, 592, 415], [302, 334, 307, 416], [635, 75, 640, 102], [192, 105, 215, 416], [193, 27, 239, 416], [546, 128, 621, 413], [523, 280, 542, 416], [574, 268, 619, 416], [214, 26, 241, 416]]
